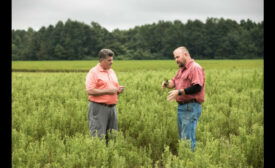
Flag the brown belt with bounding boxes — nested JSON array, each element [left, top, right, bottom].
[[178, 99, 197, 105], [90, 101, 116, 107]]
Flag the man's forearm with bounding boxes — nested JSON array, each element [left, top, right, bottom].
[[167, 80, 175, 89], [87, 88, 117, 96], [184, 84, 202, 95]]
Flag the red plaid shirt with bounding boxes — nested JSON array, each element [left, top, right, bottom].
[[172, 59, 205, 104]]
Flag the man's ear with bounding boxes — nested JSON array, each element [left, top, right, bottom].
[[184, 52, 189, 58]]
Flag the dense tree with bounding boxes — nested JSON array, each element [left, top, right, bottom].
[[12, 18, 263, 60], [183, 19, 206, 59], [54, 44, 66, 59]]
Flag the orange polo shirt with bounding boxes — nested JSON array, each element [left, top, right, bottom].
[[85, 63, 119, 105]]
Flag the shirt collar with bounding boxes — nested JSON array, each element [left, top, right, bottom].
[[181, 59, 194, 72], [96, 63, 108, 72]]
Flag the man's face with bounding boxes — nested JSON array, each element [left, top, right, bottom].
[[173, 50, 186, 67], [100, 56, 113, 70]]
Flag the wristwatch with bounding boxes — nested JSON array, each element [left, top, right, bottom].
[[178, 89, 182, 95]]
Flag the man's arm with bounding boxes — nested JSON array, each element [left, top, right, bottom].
[[86, 88, 118, 96], [167, 84, 202, 101], [162, 80, 175, 90], [182, 84, 202, 95]]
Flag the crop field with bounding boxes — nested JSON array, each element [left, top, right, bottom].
[[12, 59, 263, 167]]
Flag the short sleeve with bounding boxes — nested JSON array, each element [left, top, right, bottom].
[[85, 70, 96, 91], [190, 65, 205, 86]]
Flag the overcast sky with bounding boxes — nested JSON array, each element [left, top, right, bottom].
[[12, 0, 263, 32]]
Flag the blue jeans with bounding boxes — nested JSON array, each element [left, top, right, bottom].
[[177, 102, 202, 151]]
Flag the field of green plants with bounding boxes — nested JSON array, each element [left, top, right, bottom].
[[12, 60, 263, 167]]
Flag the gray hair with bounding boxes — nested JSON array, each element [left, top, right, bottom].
[[98, 49, 114, 59], [174, 46, 189, 54]]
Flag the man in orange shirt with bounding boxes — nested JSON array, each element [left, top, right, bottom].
[[86, 49, 124, 145]]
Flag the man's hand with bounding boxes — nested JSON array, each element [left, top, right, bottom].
[[167, 90, 179, 101], [118, 86, 125, 94], [162, 80, 169, 90]]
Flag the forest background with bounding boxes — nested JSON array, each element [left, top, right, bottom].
[[12, 17, 263, 61]]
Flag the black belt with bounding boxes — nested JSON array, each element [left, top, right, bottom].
[[178, 99, 197, 105], [90, 101, 116, 107]]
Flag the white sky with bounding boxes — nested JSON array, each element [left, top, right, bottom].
[[12, 0, 264, 32]]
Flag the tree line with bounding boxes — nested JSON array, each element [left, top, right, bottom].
[[12, 18, 263, 60]]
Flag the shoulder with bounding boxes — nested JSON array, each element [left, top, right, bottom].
[[89, 64, 100, 73], [189, 62, 204, 77], [90, 66, 97, 72], [110, 68, 117, 74], [87, 67, 95, 75], [86, 66, 98, 78], [191, 62, 203, 70]]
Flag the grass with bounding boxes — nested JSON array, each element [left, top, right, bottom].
[[12, 59, 263, 167], [12, 59, 263, 72]]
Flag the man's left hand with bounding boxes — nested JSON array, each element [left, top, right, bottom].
[[118, 86, 125, 94], [167, 90, 179, 101]]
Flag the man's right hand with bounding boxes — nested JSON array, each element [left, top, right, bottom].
[[162, 80, 169, 90]]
